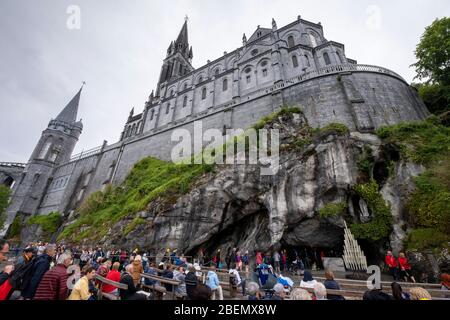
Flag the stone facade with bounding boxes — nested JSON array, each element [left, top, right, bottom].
[[0, 16, 428, 237]]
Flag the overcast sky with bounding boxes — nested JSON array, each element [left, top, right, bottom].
[[0, 0, 448, 163]]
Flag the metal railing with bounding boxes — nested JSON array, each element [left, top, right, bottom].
[[69, 145, 103, 162], [0, 162, 26, 168]]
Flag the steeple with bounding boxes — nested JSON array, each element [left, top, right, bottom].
[[55, 84, 84, 124], [157, 18, 195, 95]]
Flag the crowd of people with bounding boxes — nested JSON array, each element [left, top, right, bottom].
[[0, 239, 448, 301]]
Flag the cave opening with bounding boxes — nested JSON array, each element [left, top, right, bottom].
[[186, 205, 271, 263]]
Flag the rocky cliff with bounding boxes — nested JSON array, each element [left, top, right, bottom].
[[15, 109, 449, 273]]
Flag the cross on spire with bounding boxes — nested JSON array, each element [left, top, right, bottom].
[[184, 15, 189, 22]]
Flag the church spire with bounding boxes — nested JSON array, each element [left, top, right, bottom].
[[55, 84, 84, 123]]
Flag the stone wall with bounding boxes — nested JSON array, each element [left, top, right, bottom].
[[32, 69, 429, 218]]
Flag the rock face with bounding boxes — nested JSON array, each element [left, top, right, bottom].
[[59, 113, 422, 262]]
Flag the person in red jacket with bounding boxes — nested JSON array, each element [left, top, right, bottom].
[[102, 262, 121, 297], [33, 252, 73, 300], [398, 252, 416, 283], [385, 250, 399, 281]]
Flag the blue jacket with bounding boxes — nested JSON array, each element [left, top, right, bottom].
[[206, 271, 220, 290], [21, 254, 52, 299]]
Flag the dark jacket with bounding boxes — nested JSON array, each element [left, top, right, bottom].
[[21, 254, 52, 299], [162, 269, 174, 292], [119, 272, 138, 300], [185, 271, 199, 298], [324, 279, 345, 300], [33, 264, 69, 300]]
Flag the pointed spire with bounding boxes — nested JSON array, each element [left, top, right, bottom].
[[272, 18, 277, 31], [242, 33, 247, 46], [175, 19, 189, 49], [55, 83, 84, 123]]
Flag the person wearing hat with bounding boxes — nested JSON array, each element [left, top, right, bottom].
[[15, 246, 34, 269]]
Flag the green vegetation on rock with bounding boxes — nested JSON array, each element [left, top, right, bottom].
[[319, 202, 347, 219], [350, 180, 392, 241], [58, 157, 214, 242], [253, 106, 302, 130], [314, 123, 350, 136], [123, 217, 147, 237], [377, 115, 450, 250], [0, 185, 10, 230], [9, 215, 22, 239], [28, 212, 62, 235]]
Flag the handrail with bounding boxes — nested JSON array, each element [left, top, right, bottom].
[[0, 162, 26, 168], [95, 274, 128, 290], [69, 145, 103, 162]]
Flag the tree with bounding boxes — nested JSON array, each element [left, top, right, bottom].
[[413, 17, 450, 85], [412, 17, 450, 114], [0, 185, 11, 229]]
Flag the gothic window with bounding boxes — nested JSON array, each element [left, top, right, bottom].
[[170, 90, 174, 97], [246, 75, 251, 84], [137, 121, 142, 133], [324, 52, 331, 65], [179, 65, 183, 75], [336, 51, 343, 64], [288, 35, 295, 48], [132, 124, 137, 135], [309, 33, 318, 47], [184, 83, 188, 90], [251, 49, 259, 56], [223, 79, 228, 91], [202, 87, 207, 100], [39, 140, 52, 159], [262, 69, 268, 77], [126, 126, 131, 137], [198, 76, 203, 84], [150, 109, 155, 120], [257, 31, 262, 37], [31, 173, 40, 187], [305, 55, 311, 67], [245, 67, 251, 74], [166, 103, 170, 114], [292, 55, 299, 68], [84, 172, 92, 186], [183, 96, 188, 107], [215, 69, 220, 77], [261, 60, 268, 67]]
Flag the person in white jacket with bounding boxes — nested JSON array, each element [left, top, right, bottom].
[[300, 270, 318, 288]]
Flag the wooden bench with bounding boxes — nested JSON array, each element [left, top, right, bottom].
[[140, 272, 182, 300], [95, 274, 128, 300]]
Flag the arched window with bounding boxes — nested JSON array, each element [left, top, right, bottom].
[[198, 76, 203, 84], [309, 33, 318, 47], [288, 35, 295, 48], [323, 52, 331, 65], [292, 55, 299, 68], [202, 87, 207, 100], [184, 83, 188, 90], [223, 79, 228, 91], [304, 55, 311, 67], [132, 124, 137, 135], [150, 109, 155, 120], [170, 90, 173, 97], [183, 96, 188, 107], [166, 103, 170, 114], [126, 126, 131, 137], [215, 69, 220, 77], [38, 139, 52, 159], [336, 51, 343, 64]]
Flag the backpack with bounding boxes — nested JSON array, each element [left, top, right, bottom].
[[11, 257, 37, 291]]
